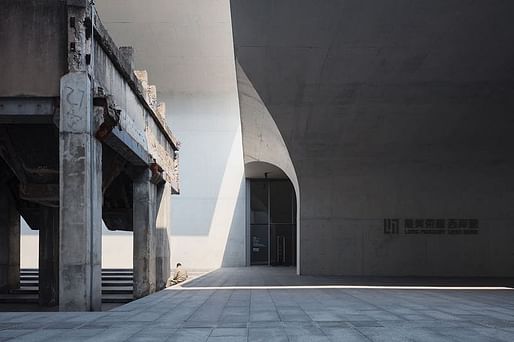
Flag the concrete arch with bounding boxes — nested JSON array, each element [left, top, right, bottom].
[[236, 62, 301, 273]]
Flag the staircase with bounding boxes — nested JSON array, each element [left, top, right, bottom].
[[0, 269, 133, 304]]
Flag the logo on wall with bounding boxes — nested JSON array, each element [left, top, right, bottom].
[[384, 218, 479, 235]]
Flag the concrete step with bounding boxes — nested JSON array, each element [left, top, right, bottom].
[[0, 293, 133, 304], [102, 281, 134, 287], [17, 282, 134, 288], [9, 288, 38, 295], [1, 269, 135, 305], [0, 294, 38, 304], [102, 294, 132, 304], [102, 277, 133, 282], [102, 287, 133, 295]]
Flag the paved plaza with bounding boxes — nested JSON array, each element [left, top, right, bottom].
[[1, 267, 514, 341]]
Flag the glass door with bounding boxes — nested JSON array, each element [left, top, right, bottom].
[[249, 179, 296, 266]]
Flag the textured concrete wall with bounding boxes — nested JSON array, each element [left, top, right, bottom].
[[236, 62, 299, 193], [236, 61, 301, 270], [97, 0, 246, 270], [231, 0, 514, 276], [299, 158, 514, 276], [0, 0, 66, 97]]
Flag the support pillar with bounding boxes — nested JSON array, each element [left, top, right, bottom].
[[59, 72, 102, 311], [39, 206, 59, 306], [133, 169, 157, 298], [0, 186, 20, 293], [155, 183, 171, 290]]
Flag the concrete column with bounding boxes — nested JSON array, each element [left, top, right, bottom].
[[59, 72, 102, 311], [133, 169, 157, 298], [39, 206, 59, 306], [155, 183, 171, 290], [0, 186, 20, 293]]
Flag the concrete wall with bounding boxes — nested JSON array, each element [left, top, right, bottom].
[[236, 62, 301, 270], [231, 0, 514, 276], [0, 0, 66, 97], [298, 158, 514, 276], [96, 0, 246, 270], [236, 62, 299, 193]]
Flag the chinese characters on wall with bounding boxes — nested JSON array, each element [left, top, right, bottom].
[[384, 218, 479, 235]]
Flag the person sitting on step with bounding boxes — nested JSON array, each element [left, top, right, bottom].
[[166, 263, 188, 287]]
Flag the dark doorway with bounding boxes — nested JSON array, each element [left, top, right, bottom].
[[249, 179, 296, 266]]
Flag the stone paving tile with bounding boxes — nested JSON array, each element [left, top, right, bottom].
[[248, 327, 288, 342], [348, 320, 384, 328], [210, 327, 248, 336], [284, 322, 325, 336], [471, 327, 514, 342], [1, 267, 514, 341], [361, 327, 449, 342], [9, 328, 67, 342], [0, 329, 32, 340], [85, 325, 144, 342], [182, 321, 218, 328], [217, 322, 247, 328], [207, 337, 247, 342], [426, 326, 502, 342], [166, 327, 212, 342], [320, 327, 370, 342]]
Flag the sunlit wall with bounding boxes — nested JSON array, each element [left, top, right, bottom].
[[97, 0, 246, 270]]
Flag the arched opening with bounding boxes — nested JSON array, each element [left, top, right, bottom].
[[245, 162, 298, 267]]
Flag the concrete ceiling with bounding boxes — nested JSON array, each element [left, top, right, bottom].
[[245, 161, 288, 179], [231, 0, 514, 164]]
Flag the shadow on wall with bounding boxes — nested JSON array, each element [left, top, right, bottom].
[[169, 129, 243, 237], [221, 175, 245, 267], [168, 124, 247, 268]]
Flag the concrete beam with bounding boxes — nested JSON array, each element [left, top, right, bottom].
[[0, 97, 56, 124], [59, 72, 102, 311], [133, 169, 157, 298], [0, 184, 20, 293]]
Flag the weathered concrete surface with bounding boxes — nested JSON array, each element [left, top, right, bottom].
[[0, 186, 20, 292], [132, 169, 157, 298], [236, 62, 299, 193], [155, 183, 171, 290], [0, 0, 66, 97], [38, 207, 59, 306], [59, 72, 103, 311], [231, 0, 514, 276], [2, 0, 180, 311]]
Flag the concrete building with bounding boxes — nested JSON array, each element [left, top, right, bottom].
[[95, 0, 514, 277], [1, 0, 514, 315]]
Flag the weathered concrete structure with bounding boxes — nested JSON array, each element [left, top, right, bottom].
[[0, 0, 179, 311]]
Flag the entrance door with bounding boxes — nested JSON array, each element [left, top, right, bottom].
[[249, 179, 296, 266]]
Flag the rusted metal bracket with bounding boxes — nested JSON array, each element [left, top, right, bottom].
[[93, 88, 121, 141], [150, 161, 165, 185]]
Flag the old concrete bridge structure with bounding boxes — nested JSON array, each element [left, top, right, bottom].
[[0, 0, 179, 311]]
